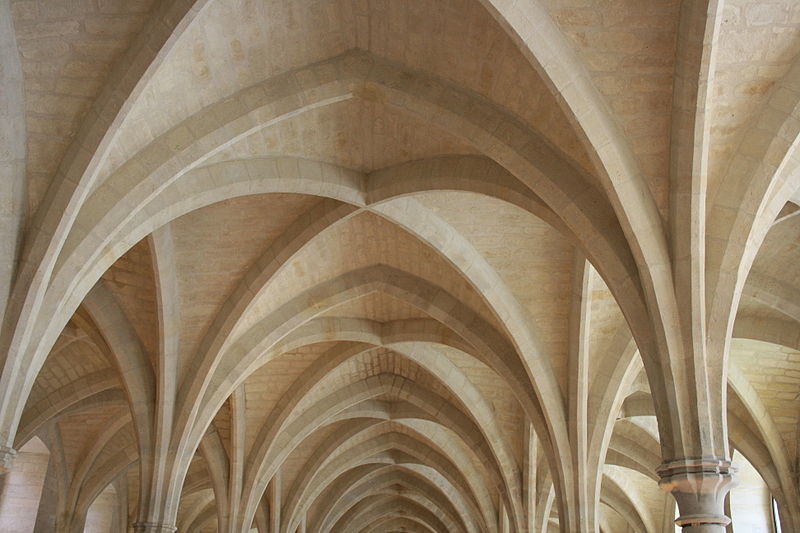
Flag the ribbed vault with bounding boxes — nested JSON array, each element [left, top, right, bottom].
[[1, 1, 799, 533]]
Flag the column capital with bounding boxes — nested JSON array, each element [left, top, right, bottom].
[[657, 456, 735, 529], [132, 523, 177, 533], [657, 456, 734, 478], [0, 446, 17, 474]]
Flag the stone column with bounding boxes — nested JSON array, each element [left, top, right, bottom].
[[658, 458, 735, 532], [0, 446, 16, 502], [0, 446, 16, 475], [132, 523, 177, 533]]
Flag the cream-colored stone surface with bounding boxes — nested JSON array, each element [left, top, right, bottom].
[[710, 0, 800, 192], [585, 268, 628, 386], [599, 502, 632, 533], [100, 238, 158, 363], [84, 481, 117, 533], [2, 1, 799, 533], [415, 192, 574, 394], [55, 405, 123, 474], [24, 321, 111, 410], [11, 0, 158, 214], [242, 343, 336, 455], [207, 98, 480, 173], [750, 215, 800, 287], [730, 338, 800, 460], [320, 292, 430, 322], [542, 0, 681, 213], [233, 211, 498, 340], [0, 439, 49, 533], [98, 0, 591, 184], [433, 343, 527, 467], [170, 193, 320, 376], [729, 450, 774, 533]]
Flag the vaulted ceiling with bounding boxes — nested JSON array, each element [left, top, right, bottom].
[[1, 1, 799, 533]]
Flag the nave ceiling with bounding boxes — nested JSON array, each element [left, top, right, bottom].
[[1, 1, 800, 532]]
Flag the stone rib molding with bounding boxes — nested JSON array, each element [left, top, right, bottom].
[[657, 457, 735, 529]]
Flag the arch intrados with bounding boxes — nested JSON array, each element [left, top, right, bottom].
[[609, 420, 661, 465], [362, 516, 437, 533], [20, 50, 636, 480], [180, 477, 214, 499], [0, 13, 680, 532], [298, 453, 479, 533], [275, 417, 481, 533], [297, 391, 499, 487], [728, 423, 800, 532], [73, 449, 138, 527], [284, 427, 490, 533], [66, 48, 620, 292], [65, 410, 133, 512], [727, 362, 800, 529], [245, 423, 488, 527], [329, 492, 451, 533], [45, 151, 568, 390], [307, 465, 472, 533], [223, 318, 520, 533], [728, 419, 785, 501], [25, 141, 584, 533], [198, 266, 543, 429], [236, 341, 488, 465], [598, 480, 649, 533], [183, 501, 218, 533], [303, 442, 485, 530], [182, 270, 542, 478], [203, 333, 519, 533], [20, 158, 556, 532], [283, 346, 474, 419], [360, 490, 467, 533], [177, 490, 216, 533], [0, 0, 216, 456], [17, 388, 127, 448], [48, 154, 569, 382], [53, 176, 552, 444], [251, 387, 495, 523]]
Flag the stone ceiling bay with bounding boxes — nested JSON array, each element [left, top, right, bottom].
[[241, 342, 339, 454], [56, 404, 129, 475], [229, 211, 500, 342], [297, 349, 463, 418], [750, 215, 800, 289], [3, 1, 800, 532], [730, 338, 800, 465], [415, 192, 575, 396], [100, 238, 159, 365], [28, 319, 113, 411], [710, 0, 800, 194], [175, 488, 216, 532], [276, 418, 347, 505], [11, 0, 160, 215], [169, 192, 321, 378], [585, 267, 629, 386], [735, 293, 800, 346], [94, 0, 592, 187], [319, 292, 431, 323], [541, 0, 682, 212], [204, 98, 480, 173]]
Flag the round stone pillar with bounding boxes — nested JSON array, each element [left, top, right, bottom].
[[132, 522, 177, 533], [658, 457, 735, 532]]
